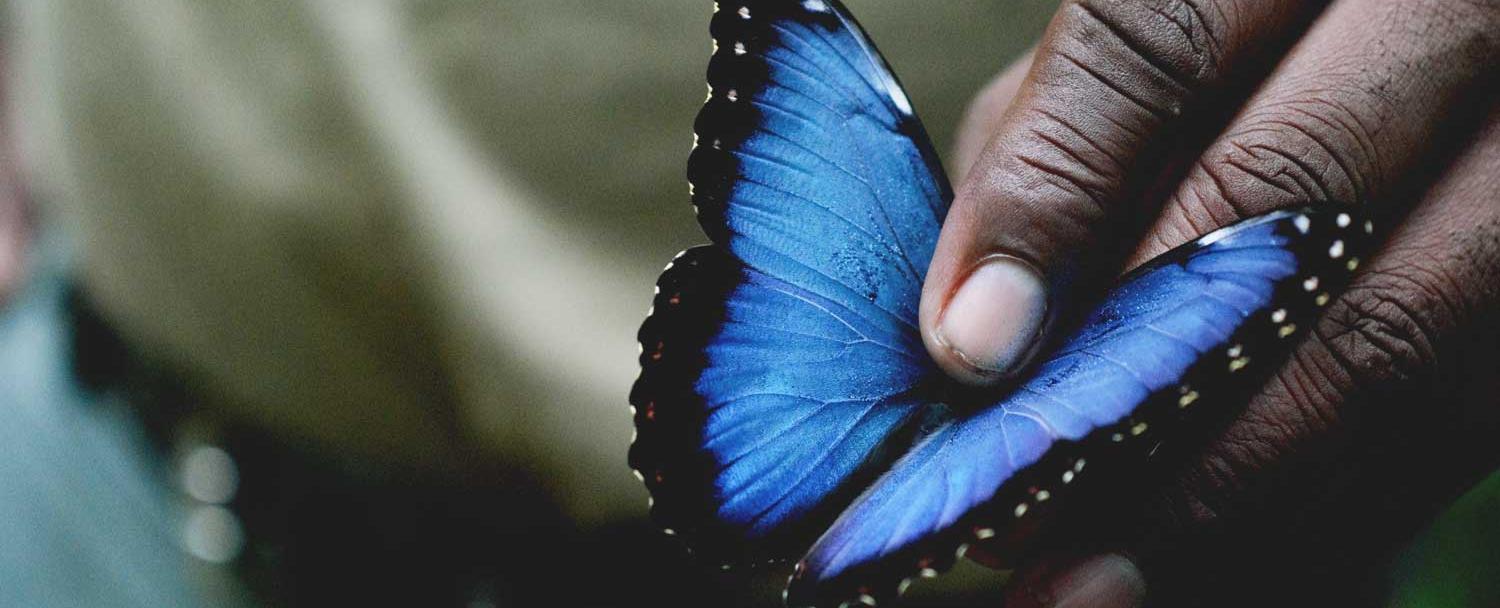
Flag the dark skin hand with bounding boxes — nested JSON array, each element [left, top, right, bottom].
[[920, 1, 1500, 606]]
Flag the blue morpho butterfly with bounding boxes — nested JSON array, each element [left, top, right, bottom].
[[628, 1, 1375, 606]]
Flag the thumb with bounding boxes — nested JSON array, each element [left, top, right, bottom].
[[920, 0, 1313, 385]]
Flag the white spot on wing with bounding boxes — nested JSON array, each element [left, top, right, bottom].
[[1294, 215, 1312, 234], [1178, 390, 1199, 408], [887, 86, 914, 116]]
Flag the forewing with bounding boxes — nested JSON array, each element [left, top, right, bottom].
[[629, 0, 955, 563], [689, 0, 951, 324]]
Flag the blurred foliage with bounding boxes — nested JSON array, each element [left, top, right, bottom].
[[1391, 472, 1500, 608]]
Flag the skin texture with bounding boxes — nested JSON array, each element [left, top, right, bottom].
[[926, 0, 1500, 605]]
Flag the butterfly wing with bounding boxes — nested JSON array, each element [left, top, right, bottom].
[[787, 208, 1377, 606], [691, 0, 950, 315], [629, 0, 952, 562]]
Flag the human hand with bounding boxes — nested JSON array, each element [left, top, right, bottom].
[[919, 1, 1500, 605]]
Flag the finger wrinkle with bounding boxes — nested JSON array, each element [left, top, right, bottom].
[[1170, 164, 1244, 227], [1031, 126, 1123, 181], [1152, 0, 1222, 73], [1014, 153, 1113, 214], [1371, 253, 1467, 323], [1315, 283, 1440, 387], [1053, 49, 1179, 120], [1273, 350, 1345, 434], [1226, 140, 1327, 201], [1231, 115, 1365, 201], [1283, 98, 1385, 179], [1070, 0, 1213, 87], [1032, 106, 1131, 168]]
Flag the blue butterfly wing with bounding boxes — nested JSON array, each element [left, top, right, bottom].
[[691, 0, 950, 320], [630, 0, 952, 562], [787, 208, 1377, 606]]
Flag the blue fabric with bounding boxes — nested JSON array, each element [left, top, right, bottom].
[[0, 240, 206, 607]]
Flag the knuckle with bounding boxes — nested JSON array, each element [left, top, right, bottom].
[[1069, 0, 1226, 84], [1312, 262, 1456, 390], [1179, 97, 1380, 222]]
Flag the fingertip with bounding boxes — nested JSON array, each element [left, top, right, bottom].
[[923, 253, 1048, 386]]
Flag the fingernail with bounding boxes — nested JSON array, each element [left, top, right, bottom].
[[1009, 554, 1146, 608], [936, 254, 1047, 375]]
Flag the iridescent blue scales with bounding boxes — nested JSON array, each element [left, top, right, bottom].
[[626, 1, 1378, 606]]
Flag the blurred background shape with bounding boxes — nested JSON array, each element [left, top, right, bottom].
[[0, 0, 1491, 606]]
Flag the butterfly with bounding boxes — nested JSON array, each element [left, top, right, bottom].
[[628, 1, 1376, 606]]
